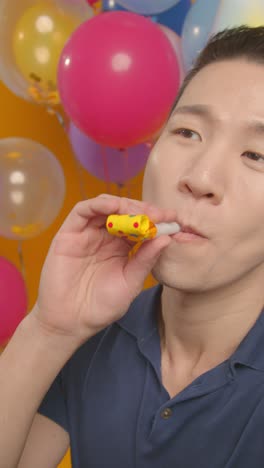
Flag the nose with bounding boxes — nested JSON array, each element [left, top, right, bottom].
[[177, 146, 226, 205]]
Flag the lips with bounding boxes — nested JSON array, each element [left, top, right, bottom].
[[180, 225, 207, 238]]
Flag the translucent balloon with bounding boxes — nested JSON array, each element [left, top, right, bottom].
[[116, 0, 180, 15], [0, 138, 66, 240], [181, 0, 220, 71], [0, 0, 93, 106]]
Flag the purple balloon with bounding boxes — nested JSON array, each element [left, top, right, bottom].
[[68, 122, 150, 184]]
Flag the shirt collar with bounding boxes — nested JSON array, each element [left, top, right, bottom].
[[230, 309, 264, 372], [117, 284, 264, 372], [117, 284, 162, 342]]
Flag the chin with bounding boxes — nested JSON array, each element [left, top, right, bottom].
[[152, 272, 209, 294], [151, 261, 212, 294]]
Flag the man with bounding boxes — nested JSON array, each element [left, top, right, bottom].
[[1, 25, 264, 468]]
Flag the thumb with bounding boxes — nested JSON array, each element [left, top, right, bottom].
[[123, 236, 172, 294]]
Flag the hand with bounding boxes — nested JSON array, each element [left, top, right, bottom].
[[33, 194, 176, 344]]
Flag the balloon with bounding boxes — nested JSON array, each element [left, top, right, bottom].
[[116, 0, 180, 15], [58, 11, 180, 148], [0, 0, 93, 106], [181, 0, 220, 71], [69, 122, 150, 183], [159, 25, 185, 84], [153, 0, 192, 36], [103, 0, 126, 11], [0, 257, 27, 346], [0, 138, 66, 240], [211, 0, 264, 33], [12, 3, 79, 105], [86, 0, 102, 14]]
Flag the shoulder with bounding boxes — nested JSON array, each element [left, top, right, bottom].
[[62, 284, 162, 385]]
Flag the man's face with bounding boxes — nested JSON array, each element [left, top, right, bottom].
[[142, 59, 264, 292]]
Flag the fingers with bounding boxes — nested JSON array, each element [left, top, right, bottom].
[[59, 194, 178, 233], [103, 195, 178, 225], [59, 195, 120, 233]]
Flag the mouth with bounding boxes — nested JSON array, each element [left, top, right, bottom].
[[180, 225, 207, 238], [172, 222, 208, 243]]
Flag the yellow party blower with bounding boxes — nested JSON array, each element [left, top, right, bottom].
[[106, 214, 180, 242]]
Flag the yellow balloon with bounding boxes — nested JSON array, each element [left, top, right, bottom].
[[12, 3, 80, 105]]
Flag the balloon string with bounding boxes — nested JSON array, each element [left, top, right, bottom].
[[100, 145, 112, 194], [48, 107, 87, 201], [53, 109, 66, 130], [17, 240, 26, 281]]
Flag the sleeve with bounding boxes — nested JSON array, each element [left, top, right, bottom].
[[38, 369, 69, 433], [37, 328, 108, 433]]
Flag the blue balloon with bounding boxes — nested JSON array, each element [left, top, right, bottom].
[[103, 0, 126, 11], [116, 0, 181, 15], [103, 0, 190, 32], [155, 0, 192, 36], [182, 0, 220, 71]]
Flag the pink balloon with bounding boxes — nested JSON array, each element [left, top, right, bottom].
[[159, 25, 185, 84], [0, 257, 27, 346], [68, 121, 150, 183], [58, 11, 180, 148]]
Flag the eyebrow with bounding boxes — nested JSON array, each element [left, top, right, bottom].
[[247, 120, 264, 136], [172, 104, 213, 119], [171, 104, 264, 137]]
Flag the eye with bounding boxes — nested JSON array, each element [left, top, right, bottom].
[[242, 151, 264, 162], [173, 128, 201, 140]]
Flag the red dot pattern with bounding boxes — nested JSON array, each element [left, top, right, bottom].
[[108, 221, 140, 230], [107, 218, 142, 240]]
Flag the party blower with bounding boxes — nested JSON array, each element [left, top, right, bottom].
[[106, 214, 181, 242]]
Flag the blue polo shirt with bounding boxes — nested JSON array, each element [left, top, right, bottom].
[[38, 284, 264, 467]]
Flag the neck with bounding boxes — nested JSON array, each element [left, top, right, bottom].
[[159, 271, 264, 369]]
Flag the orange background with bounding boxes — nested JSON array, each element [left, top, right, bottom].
[[0, 80, 156, 467]]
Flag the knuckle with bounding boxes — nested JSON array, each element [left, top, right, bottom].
[[74, 200, 85, 211], [98, 193, 115, 199]]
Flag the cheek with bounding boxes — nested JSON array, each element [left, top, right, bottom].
[[229, 178, 264, 239], [142, 142, 180, 204]]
